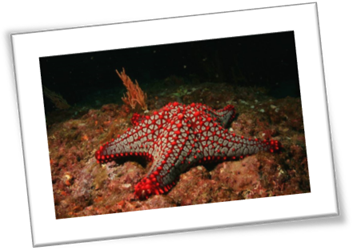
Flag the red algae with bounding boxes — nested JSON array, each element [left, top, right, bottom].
[[169, 166, 215, 205], [211, 156, 261, 192]]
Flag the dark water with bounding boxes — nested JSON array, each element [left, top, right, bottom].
[[39, 31, 300, 114]]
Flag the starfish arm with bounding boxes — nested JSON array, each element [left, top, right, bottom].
[[133, 144, 184, 199], [196, 103, 236, 127], [209, 127, 280, 160], [201, 127, 280, 161], [214, 104, 237, 127], [95, 118, 160, 164], [133, 113, 192, 199], [191, 107, 280, 163]]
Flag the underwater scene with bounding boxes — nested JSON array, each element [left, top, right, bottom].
[[39, 31, 310, 219]]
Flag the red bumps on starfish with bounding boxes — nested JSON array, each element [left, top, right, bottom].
[[95, 102, 281, 199]]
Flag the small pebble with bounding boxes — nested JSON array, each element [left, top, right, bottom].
[[240, 99, 249, 105]]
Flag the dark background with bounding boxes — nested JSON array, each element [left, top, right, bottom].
[[39, 31, 300, 111]]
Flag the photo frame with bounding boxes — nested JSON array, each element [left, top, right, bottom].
[[11, 3, 338, 247]]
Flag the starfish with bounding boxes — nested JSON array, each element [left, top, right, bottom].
[[95, 102, 280, 199]]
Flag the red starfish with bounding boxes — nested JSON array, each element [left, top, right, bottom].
[[95, 102, 280, 199]]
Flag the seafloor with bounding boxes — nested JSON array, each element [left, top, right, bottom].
[[46, 80, 309, 219]]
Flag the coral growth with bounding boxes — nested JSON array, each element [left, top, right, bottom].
[[116, 68, 148, 111], [43, 86, 70, 110]]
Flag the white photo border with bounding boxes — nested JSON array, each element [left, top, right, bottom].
[[11, 3, 338, 247]]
